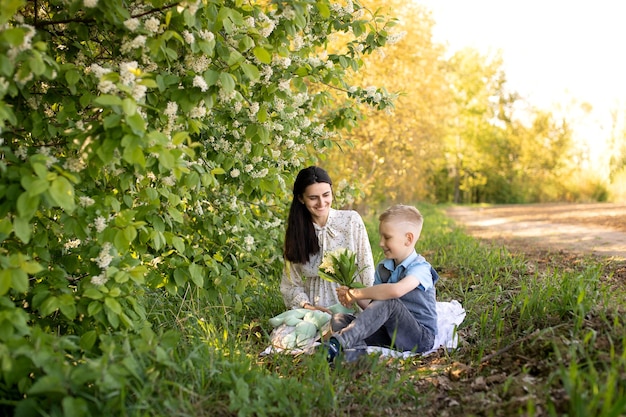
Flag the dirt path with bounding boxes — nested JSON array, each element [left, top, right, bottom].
[[445, 203, 626, 260]]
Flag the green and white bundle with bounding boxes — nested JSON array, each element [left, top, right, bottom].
[[268, 309, 331, 350]]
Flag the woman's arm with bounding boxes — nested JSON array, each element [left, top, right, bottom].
[[279, 260, 310, 309], [352, 212, 375, 287]]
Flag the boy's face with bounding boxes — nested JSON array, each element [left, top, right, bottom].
[[378, 220, 413, 263]]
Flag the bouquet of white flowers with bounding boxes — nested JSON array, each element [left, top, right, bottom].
[[318, 248, 366, 289]]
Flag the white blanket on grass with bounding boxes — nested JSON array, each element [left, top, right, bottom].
[[260, 300, 466, 358]]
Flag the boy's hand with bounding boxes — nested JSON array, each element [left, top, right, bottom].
[[336, 286, 355, 307]]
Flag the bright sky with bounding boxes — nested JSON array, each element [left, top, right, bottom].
[[419, 0, 626, 173]]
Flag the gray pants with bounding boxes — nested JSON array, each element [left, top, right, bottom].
[[331, 299, 435, 353]]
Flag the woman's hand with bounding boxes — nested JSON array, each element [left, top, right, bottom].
[[304, 303, 332, 314]]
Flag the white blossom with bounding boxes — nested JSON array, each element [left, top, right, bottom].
[[131, 84, 147, 101], [186, 55, 210, 73], [182, 30, 195, 44], [162, 175, 176, 186], [148, 257, 163, 267], [93, 242, 113, 269], [98, 80, 117, 94], [64, 157, 86, 172], [119, 61, 138, 86], [90, 274, 108, 286], [248, 102, 259, 116], [164, 101, 178, 118], [278, 79, 291, 92], [198, 30, 215, 41], [387, 31, 407, 45], [16, 146, 28, 160], [230, 168, 240, 178], [193, 75, 208, 92], [189, 105, 207, 119], [251, 168, 269, 178], [94, 216, 107, 233], [144, 17, 161, 33], [64, 239, 81, 250], [124, 18, 140, 32], [244, 235, 255, 251], [89, 63, 111, 79], [84, 0, 98, 8]]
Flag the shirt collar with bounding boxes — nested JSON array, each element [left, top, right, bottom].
[[382, 249, 418, 271], [314, 208, 337, 249]]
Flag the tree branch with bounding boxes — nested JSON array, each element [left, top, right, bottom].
[[32, 2, 181, 28]]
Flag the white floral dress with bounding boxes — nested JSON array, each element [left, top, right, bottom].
[[280, 208, 375, 309]]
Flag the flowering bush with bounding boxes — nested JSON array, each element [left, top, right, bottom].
[[318, 248, 366, 288], [0, 0, 397, 413]]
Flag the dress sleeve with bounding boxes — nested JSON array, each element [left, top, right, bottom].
[[352, 212, 375, 287], [279, 260, 310, 309]]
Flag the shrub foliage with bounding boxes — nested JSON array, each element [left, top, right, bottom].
[[0, 0, 396, 414]]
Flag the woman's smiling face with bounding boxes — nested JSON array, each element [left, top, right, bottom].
[[299, 182, 333, 226]]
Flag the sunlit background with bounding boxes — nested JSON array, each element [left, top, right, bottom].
[[420, 0, 626, 179]]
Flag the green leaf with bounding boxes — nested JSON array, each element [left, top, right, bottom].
[[126, 113, 146, 134], [189, 263, 204, 287], [1, 27, 24, 46], [0, 0, 25, 25], [240, 63, 260, 82], [123, 225, 137, 243], [17, 192, 40, 220], [219, 72, 235, 93], [0, 269, 11, 296], [122, 98, 137, 115], [104, 297, 122, 315], [28, 375, 67, 396], [21, 260, 43, 275], [62, 395, 89, 417], [58, 294, 77, 320], [253, 46, 272, 64], [0, 218, 12, 243], [114, 229, 130, 253], [87, 301, 102, 316], [26, 178, 49, 196], [79, 330, 97, 351], [83, 288, 103, 299], [48, 176, 76, 212], [172, 236, 185, 253], [65, 69, 81, 86], [13, 217, 31, 243], [122, 144, 146, 167], [94, 95, 123, 107], [167, 207, 184, 224], [158, 150, 175, 169], [316, 2, 331, 18], [40, 296, 60, 316]]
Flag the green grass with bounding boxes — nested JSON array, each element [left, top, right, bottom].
[[113, 204, 626, 417]]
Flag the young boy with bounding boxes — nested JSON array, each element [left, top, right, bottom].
[[325, 204, 439, 363]]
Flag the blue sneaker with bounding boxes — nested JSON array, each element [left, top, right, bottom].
[[324, 337, 341, 363]]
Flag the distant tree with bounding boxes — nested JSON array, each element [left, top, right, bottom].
[[323, 0, 451, 208]]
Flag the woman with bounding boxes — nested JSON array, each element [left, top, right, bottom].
[[280, 166, 375, 311]]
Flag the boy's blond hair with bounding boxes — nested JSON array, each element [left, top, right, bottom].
[[379, 204, 424, 238]]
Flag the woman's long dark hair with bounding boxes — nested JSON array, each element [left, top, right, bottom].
[[283, 166, 333, 264]]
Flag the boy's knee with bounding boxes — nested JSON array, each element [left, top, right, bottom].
[[330, 313, 355, 332]]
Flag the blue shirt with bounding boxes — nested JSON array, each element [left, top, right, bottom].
[[374, 250, 439, 335]]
